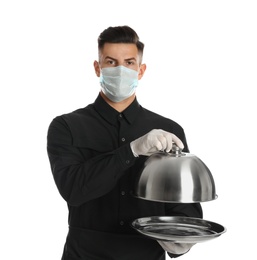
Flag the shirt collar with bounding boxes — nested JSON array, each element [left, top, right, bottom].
[[94, 94, 141, 125]]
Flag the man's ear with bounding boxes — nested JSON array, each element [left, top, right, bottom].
[[93, 60, 101, 77], [138, 64, 146, 80]]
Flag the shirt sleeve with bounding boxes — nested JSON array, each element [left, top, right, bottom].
[[47, 116, 136, 206]]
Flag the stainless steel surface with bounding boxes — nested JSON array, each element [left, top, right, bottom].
[[134, 145, 217, 203], [131, 216, 226, 243]]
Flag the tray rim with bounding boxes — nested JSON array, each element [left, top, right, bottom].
[[131, 216, 226, 243]]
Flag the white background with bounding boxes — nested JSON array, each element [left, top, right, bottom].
[[1, 0, 256, 259]]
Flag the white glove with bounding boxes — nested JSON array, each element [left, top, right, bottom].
[[157, 241, 195, 255], [130, 129, 184, 157]]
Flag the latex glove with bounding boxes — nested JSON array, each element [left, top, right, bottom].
[[130, 129, 184, 157], [157, 241, 195, 255]]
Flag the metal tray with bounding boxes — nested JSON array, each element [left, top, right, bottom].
[[131, 216, 226, 243]]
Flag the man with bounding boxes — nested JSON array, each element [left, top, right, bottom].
[[47, 25, 202, 260]]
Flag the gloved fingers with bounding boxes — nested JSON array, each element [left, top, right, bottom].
[[144, 130, 165, 151], [158, 131, 184, 152], [157, 241, 195, 255], [163, 132, 173, 152], [148, 130, 184, 153], [130, 129, 185, 157], [147, 146, 160, 155], [156, 135, 168, 151], [171, 134, 184, 150]]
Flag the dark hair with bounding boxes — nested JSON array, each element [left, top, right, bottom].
[[98, 25, 144, 59]]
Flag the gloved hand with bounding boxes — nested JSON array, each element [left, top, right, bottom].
[[157, 241, 195, 255], [130, 129, 184, 157]]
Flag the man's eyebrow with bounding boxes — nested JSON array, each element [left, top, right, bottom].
[[125, 57, 137, 61], [104, 56, 137, 62], [104, 56, 117, 61]]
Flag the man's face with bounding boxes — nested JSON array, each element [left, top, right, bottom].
[[94, 43, 146, 80]]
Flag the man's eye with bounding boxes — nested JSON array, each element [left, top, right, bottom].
[[105, 60, 115, 65], [127, 61, 134, 65]]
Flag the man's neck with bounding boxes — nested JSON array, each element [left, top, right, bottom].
[[100, 92, 135, 112]]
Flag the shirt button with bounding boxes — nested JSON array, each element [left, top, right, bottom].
[[120, 221, 124, 226], [121, 137, 125, 142], [121, 191, 125, 195], [119, 114, 123, 118], [125, 160, 130, 164]]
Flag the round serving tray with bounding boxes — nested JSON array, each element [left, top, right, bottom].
[[131, 216, 226, 243]]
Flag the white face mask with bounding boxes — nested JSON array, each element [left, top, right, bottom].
[[100, 65, 139, 102]]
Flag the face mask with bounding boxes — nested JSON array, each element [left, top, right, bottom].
[[100, 65, 139, 102]]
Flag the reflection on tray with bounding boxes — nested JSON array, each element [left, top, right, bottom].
[[143, 225, 217, 236]]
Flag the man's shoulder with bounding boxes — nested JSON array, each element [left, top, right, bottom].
[[48, 103, 95, 130], [58, 103, 94, 120], [141, 107, 183, 129]]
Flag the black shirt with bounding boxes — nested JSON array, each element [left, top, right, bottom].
[[47, 94, 202, 260]]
